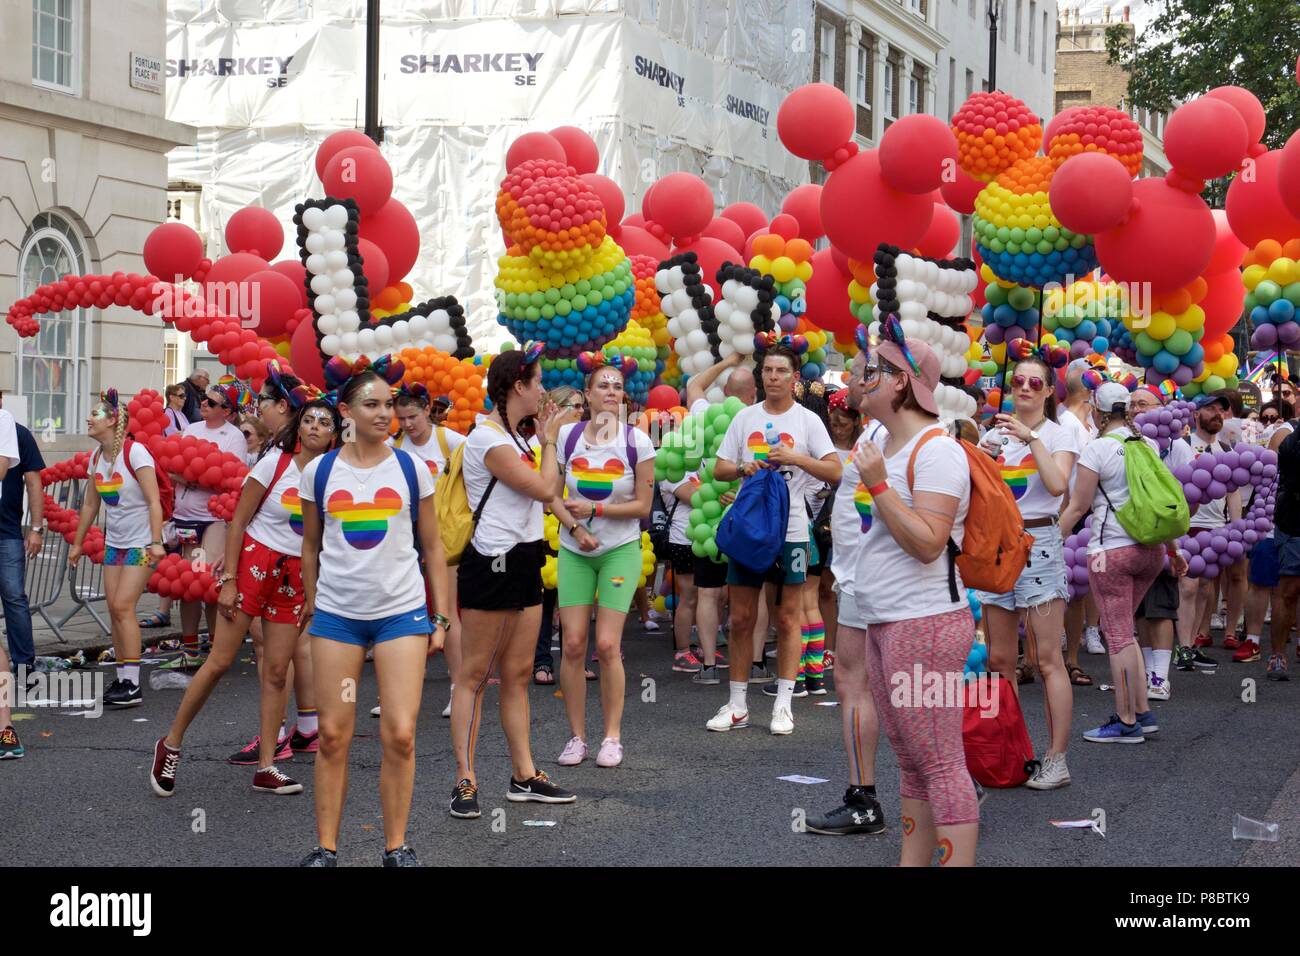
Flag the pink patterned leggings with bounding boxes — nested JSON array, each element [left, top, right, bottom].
[[865, 607, 979, 827], [1088, 544, 1165, 654]]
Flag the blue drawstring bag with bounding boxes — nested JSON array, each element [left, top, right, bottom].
[[715, 468, 789, 575]]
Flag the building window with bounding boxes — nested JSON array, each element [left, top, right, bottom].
[[998, 0, 1007, 40], [966, 68, 974, 99], [1014, 0, 1022, 51], [1041, 10, 1048, 71], [909, 75, 920, 115], [1028, 2, 1036, 62], [856, 43, 870, 103], [17, 212, 91, 435], [818, 21, 836, 84], [884, 60, 897, 118], [969, 0, 976, 17], [164, 341, 180, 389], [948, 57, 956, 118], [31, 0, 78, 94], [908, 0, 923, 14]]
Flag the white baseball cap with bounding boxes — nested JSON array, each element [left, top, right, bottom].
[[1090, 381, 1131, 413]]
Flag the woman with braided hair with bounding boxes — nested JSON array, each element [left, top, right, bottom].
[[449, 344, 581, 819], [69, 390, 166, 708]]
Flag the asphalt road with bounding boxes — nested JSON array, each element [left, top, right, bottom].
[[5, 623, 1298, 867]]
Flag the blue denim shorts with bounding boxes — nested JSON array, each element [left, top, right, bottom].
[[1273, 531, 1300, 579], [309, 606, 431, 648], [1249, 537, 1280, 588], [976, 524, 1070, 611]]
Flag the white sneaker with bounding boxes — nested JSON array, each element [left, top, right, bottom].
[[1211, 611, 1226, 632], [441, 698, 452, 718], [1084, 627, 1106, 655], [770, 704, 794, 736], [706, 702, 750, 732], [370, 703, 381, 717], [1025, 752, 1071, 790], [644, 620, 660, 632], [557, 735, 588, 766], [1147, 673, 1171, 701]]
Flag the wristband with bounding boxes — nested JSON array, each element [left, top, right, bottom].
[[431, 612, 451, 631], [595, 503, 603, 519], [867, 481, 890, 497]]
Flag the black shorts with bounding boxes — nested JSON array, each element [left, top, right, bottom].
[[694, 553, 729, 589], [809, 535, 830, 577], [1137, 569, 1179, 621], [173, 519, 215, 548], [458, 540, 545, 611], [667, 543, 695, 576]]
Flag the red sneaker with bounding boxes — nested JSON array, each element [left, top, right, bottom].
[[1232, 641, 1261, 663], [1222, 635, 1243, 650], [1193, 634, 1214, 649]]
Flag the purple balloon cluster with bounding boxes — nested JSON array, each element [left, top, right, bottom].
[[1171, 444, 1278, 508], [1063, 526, 1094, 601], [1134, 400, 1195, 454], [1177, 519, 1254, 580]]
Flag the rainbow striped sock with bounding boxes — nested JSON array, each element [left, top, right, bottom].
[[798, 624, 812, 682], [804, 622, 825, 679], [182, 633, 200, 653]]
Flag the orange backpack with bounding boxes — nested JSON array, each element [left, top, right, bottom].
[[907, 429, 1032, 600]]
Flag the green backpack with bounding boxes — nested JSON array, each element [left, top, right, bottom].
[[1099, 433, 1190, 545]]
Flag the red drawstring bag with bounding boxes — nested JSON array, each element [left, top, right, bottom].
[[963, 673, 1038, 788]]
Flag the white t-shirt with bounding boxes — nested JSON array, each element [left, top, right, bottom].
[[717, 401, 837, 544], [243, 451, 306, 557], [94, 442, 158, 548], [0, 410, 18, 505], [1185, 432, 1232, 529], [558, 422, 657, 557], [830, 422, 887, 593], [174, 420, 246, 521], [988, 417, 1080, 521], [853, 426, 971, 625], [391, 427, 466, 482], [1060, 406, 1092, 488], [689, 398, 711, 417], [659, 474, 699, 547], [1076, 427, 1161, 553], [464, 421, 543, 555], [299, 448, 435, 619]]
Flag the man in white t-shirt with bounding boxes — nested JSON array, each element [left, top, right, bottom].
[[708, 343, 840, 736], [686, 352, 756, 418]]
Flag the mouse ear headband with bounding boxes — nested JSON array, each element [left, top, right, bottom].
[[576, 352, 639, 377]]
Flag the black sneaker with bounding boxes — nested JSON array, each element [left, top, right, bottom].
[[299, 846, 337, 867], [691, 664, 720, 685], [104, 678, 142, 708], [1190, 649, 1219, 670], [805, 788, 886, 835], [761, 680, 808, 698], [804, 674, 827, 696], [381, 844, 420, 867], [1173, 645, 1195, 672], [450, 778, 481, 818], [507, 770, 576, 804]]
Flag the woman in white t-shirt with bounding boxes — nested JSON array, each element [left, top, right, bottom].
[[549, 354, 656, 770], [450, 344, 581, 821], [850, 327, 978, 867], [152, 392, 338, 801], [297, 358, 451, 868], [1059, 382, 1186, 746], [69, 390, 166, 709], [975, 349, 1079, 791]]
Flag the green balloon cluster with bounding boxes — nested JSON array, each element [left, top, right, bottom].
[[687, 459, 740, 563], [654, 396, 747, 483]]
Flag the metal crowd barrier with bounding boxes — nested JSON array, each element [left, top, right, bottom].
[[61, 478, 110, 636], [24, 479, 75, 639]]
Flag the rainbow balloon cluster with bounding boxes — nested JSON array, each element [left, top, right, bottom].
[[748, 233, 826, 380], [1042, 279, 1126, 359], [1123, 281, 1211, 390], [980, 277, 1040, 345], [494, 159, 635, 386], [629, 254, 670, 379], [1244, 240, 1300, 352], [846, 258, 876, 328], [602, 319, 658, 405]]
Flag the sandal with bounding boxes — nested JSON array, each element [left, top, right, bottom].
[[1016, 662, 1035, 685], [1067, 663, 1093, 686], [534, 665, 555, 686], [585, 667, 598, 681], [138, 611, 170, 628]]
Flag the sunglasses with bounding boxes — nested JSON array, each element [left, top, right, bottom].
[[1261, 414, 1280, 424], [1011, 375, 1046, 392], [201, 397, 230, 410]]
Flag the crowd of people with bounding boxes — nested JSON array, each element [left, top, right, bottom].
[[1, 331, 1297, 869]]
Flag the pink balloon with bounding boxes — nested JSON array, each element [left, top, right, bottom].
[[780, 184, 824, 241], [645, 173, 714, 242], [225, 206, 284, 260], [267, 259, 309, 310], [315, 130, 378, 181], [1225, 149, 1300, 246], [1206, 209, 1247, 275], [579, 173, 624, 229], [820, 150, 934, 261], [1205, 86, 1267, 144], [916, 204, 960, 258], [769, 214, 800, 240], [622, 213, 647, 229], [720, 202, 769, 238], [505, 132, 567, 172], [879, 114, 959, 195], [242, 269, 300, 338], [673, 236, 742, 301], [616, 224, 670, 261], [549, 126, 599, 175], [1164, 97, 1249, 182], [204, 252, 269, 304], [1050, 152, 1134, 235], [359, 199, 420, 283], [1094, 177, 1215, 293], [355, 238, 390, 295], [702, 216, 746, 254], [143, 222, 204, 282], [939, 168, 985, 216], [322, 146, 393, 215], [778, 83, 855, 163], [1278, 129, 1300, 223]]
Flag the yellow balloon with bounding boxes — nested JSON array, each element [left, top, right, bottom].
[[989, 341, 1007, 365], [795, 261, 813, 282], [750, 255, 771, 274], [1146, 311, 1176, 340], [1267, 257, 1298, 286], [1173, 304, 1204, 333], [771, 257, 797, 283], [1242, 264, 1268, 290]]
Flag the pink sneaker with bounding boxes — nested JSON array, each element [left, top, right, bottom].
[[595, 737, 623, 768], [557, 736, 588, 766]]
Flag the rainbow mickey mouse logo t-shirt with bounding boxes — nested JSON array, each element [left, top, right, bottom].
[[558, 422, 657, 559]]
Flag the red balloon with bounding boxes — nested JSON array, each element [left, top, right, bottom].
[[769, 214, 800, 240], [359, 199, 420, 283], [1200, 269, 1246, 339], [1206, 209, 1247, 274], [267, 259, 309, 310], [1204, 86, 1267, 145], [1043, 106, 1085, 149], [242, 269, 300, 337], [780, 184, 825, 241], [1094, 177, 1215, 293], [742, 227, 767, 263], [879, 114, 959, 195], [1164, 98, 1249, 182], [1225, 149, 1300, 246], [647, 384, 679, 410], [916, 204, 960, 257], [506, 132, 567, 172], [355, 237, 390, 295], [672, 236, 741, 301], [820, 150, 934, 261], [702, 216, 746, 254], [143, 222, 204, 282], [578, 173, 624, 230], [1281, 129, 1300, 223], [622, 213, 647, 230], [803, 247, 857, 336], [315, 130, 379, 180], [777, 83, 855, 162], [829, 246, 851, 277], [720, 202, 768, 239], [224, 206, 284, 259], [1050, 152, 1134, 235], [939, 168, 985, 216], [322, 146, 393, 215], [616, 224, 670, 260], [204, 252, 269, 312], [549, 126, 599, 175], [646, 173, 714, 241], [289, 318, 325, 388]]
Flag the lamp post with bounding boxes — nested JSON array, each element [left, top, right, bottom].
[[987, 0, 1004, 90]]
